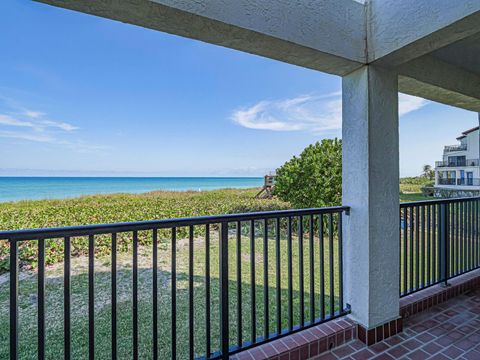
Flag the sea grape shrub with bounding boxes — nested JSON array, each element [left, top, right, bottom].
[[0, 189, 289, 272], [274, 139, 342, 208]]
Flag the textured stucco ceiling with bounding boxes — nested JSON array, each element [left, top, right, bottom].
[[431, 33, 480, 76]]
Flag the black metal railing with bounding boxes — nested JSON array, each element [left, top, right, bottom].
[[435, 159, 479, 167], [400, 197, 480, 297], [0, 206, 349, 360]]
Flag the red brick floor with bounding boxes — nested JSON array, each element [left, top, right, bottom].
[[311, 287, 480, 359]]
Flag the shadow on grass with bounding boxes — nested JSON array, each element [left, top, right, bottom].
[[0, 266, 341, 360]]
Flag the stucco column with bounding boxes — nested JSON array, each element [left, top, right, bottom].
[[342, 65, 400, 330]]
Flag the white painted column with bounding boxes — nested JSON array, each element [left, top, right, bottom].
[[342, 65, 400, 329]]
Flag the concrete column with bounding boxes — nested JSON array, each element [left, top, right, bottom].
[[342, 65, 400, 329]]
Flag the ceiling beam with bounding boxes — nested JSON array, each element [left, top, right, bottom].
[[368, 0, 480, 67], [398, 56, 480, 112], [34, 0, 366, 76]]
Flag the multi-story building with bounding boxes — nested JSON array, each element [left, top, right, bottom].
[[434, 126, 480, 196]]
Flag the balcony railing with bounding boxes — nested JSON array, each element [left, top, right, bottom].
[[438, 178, 456, 185], [438, 178, 480, 186], [3, 197, 480, 358], [457, 178, 480, 186], [435, 159, 479, 167], [400, 197, 480, 297], [444, 144, 467, 152], [0, 206, 350, 360]]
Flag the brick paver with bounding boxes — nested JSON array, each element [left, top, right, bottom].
[[311, 288, 480, 359]]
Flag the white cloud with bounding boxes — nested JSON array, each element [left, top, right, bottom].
[[0, 114, 34, 128], [399, 94, 429, 116], [232, 92, 428, 133], [0, 130, 54, 143], [39, 119, 79, 131], [0, 99, 104, 153], [24, 110, 45, 119], [0, 129, 108, 153], [0, 113, 78, 132]]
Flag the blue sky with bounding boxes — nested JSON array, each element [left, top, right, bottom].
[[0, 0, 478, 177]]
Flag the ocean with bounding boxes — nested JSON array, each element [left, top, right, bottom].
[[0, 177, 264, 202]]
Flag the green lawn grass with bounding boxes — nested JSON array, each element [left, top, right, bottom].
[[0, 228, 341, 359]]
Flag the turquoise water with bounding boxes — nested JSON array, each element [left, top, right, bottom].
[[0, 177, 263, 202]]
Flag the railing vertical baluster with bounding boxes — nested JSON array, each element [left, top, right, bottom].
[[338, 212, 344, 314], [171, 228, 177, 360], [298, 216, 304, 326], [250, 219, 256, 343], [427, 206, 431, 286], [409, 206, 414, 291], [462, 201, 465, 273], [465, 201, 468, 272], [439, 203, 449, 285], [421, 206, 425, 287], [456, 202, 459, 275], [64, 236, 71, 360], [328, 213, 334, 318], [287, 217, 293, 330], [471, 200, 474, 270], [189, 225, 194, 360], [263, 219, 269, 340], [433, 205, 437, 282], [10, 239, 18, 360], [205, 224, 211, 358], [309, 215, 315, 325], [275, 217, 281, 336], [152, 229, 158, 360], [402, 208, 407, 294], [415, 206, 420, 290], [319, 214, 325, 320], [449, 204, 454, 278], [476, 200, 479, 268], [452, 202, 462, 274], [469, 201, 473, 270], [133, 231, 139, 360], [236, 221, 242, 348], [88, 234, 95, 360], [111, 233, 117, 360], [220, 222, 229, 360], [38, 238, 46, 360]]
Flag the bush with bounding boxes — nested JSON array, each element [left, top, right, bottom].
[[0, 188, 290, 272], [274, 139, 342, 208]]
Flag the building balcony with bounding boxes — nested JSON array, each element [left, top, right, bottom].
[[438, 178, 456, 185], [438, 178, 480, 186], [435, 159, 479, 167], [443, 144, 467, 152]]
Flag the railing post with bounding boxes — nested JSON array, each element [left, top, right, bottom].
[[9, 239, 18, 360], [220, 222, 229, 359], [439, 203, 450, 287]]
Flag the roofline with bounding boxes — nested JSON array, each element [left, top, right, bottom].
[[455, 126, 479, 140], [461, 126, 479, 136]]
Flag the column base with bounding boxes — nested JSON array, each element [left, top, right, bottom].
[[357, 318, 403, 346]]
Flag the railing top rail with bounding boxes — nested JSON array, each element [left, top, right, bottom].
[[400, 196, 480, 208], [0, 205, 350, 241]]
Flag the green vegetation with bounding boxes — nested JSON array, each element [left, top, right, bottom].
[[0, 189, 289, 272], [273, 140, 432, 206], [0, 223, 341, 359], [274, 139, 342, 208], [400, 173, 434, 197]]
